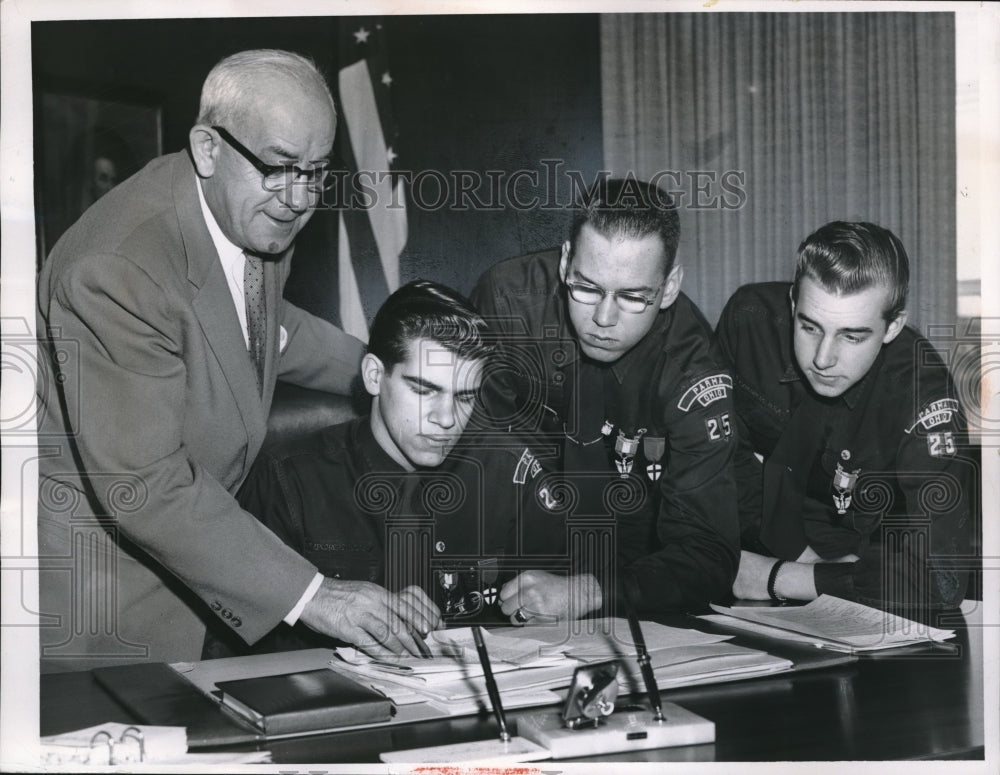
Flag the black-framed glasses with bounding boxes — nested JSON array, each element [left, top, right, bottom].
[[564, 280, 660, 314], [212, 125, 333, 194]]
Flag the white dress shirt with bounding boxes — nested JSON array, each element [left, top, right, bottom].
[[196, 179, 323, 625]]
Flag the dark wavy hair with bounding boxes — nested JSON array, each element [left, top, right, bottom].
[[367, 280, 496, 370], [792, 221, 910, 323]]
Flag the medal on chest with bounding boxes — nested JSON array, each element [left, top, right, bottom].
[[614, 427, 647, 478], [643, 436, 666, 481], [831, 449, 861, 515]]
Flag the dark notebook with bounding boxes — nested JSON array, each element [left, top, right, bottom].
[[216, 669, 393, 736], [93, 662, 263, 748]]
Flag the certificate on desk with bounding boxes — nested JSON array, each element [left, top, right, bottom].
[[704, 595, 957, 652]]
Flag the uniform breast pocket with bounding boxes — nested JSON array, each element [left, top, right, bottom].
[[819, 448, 883, 535], [733, 389, 786, 454]]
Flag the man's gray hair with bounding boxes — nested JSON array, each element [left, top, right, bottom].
[[196, 49, 336, 130]]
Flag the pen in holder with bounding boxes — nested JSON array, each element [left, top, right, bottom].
[[471, 625, 510, 741], [378, 626, 549, 763], [517, 600, 717, 757]]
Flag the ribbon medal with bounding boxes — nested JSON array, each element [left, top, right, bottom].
[[614, 428, 647, 478], [831, 460, 861, 515], [643, 436, 666, 481]]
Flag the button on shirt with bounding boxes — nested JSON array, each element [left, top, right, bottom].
[[714, 282, 972, 610]]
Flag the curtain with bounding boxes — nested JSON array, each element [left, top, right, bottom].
[[601, 12, 956, 332]]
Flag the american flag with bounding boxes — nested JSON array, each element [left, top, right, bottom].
[[335, 18, 407, 341]]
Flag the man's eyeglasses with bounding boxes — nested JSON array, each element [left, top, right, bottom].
[[564, 280, 660, 314], [212, 126, 333, 194]]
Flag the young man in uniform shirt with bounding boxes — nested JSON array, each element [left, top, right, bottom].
[[715, 221, 972, 614], [470, 178, 740, 623], [209, 280, 521, 655]]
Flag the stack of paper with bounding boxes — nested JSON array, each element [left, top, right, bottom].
[[703, 594, 956, 652], [333, 627, 576, 704], [520, 619, 791, 690], [329, 620, 792, 711]]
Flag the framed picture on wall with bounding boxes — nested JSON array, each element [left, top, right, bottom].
[[35, 84, 163, 261]]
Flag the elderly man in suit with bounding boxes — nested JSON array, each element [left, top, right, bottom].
[[36, 49, 439, 673]]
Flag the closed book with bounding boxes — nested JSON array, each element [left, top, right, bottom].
[[93, 663, 263, 748], [216, 669, 392, 735]]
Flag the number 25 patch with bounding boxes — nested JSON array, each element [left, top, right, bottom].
[[705, 413, 732, 442], [927, 431, 956, 458]]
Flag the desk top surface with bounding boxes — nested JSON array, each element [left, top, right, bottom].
[[40, 605, 988, 764]]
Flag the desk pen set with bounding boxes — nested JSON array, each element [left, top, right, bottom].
[[381, 612, 715, 762]]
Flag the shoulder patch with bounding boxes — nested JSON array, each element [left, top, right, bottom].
[[513, 447, 543, 484], [677, 374, 732, 412], [905, 398, 960, 434], [926, 431, 957, 458]]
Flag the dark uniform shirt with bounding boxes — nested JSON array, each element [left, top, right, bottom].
[[470, 249, 740, 614], [206, 417, 523, 655], [714, 282, 972, 611]]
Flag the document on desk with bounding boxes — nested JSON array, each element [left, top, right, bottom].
[[168, 619, 799, 732], [705, 594, 956, 651], [332, 627, 577, 703], [329, 619, 791, 708], [336, 626, 569, 677]]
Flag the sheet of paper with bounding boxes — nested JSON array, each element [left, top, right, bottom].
[[336, 659, 577, 702], [698, 613, 851, 650], [710, 595, 955, 649], [495, 617, 732, 659], [615, 642, 794, 690], [335, 627, 569, 680], [333, 635, 792, 703]]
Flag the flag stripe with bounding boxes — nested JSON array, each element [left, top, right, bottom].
[[339, 58, 407, 290], [340, 198, 391, 325], [337, 213, 369, 341], [334, 94, 392, 328]]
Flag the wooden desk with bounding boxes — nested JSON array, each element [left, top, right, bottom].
[[40, 607, 986, 763]]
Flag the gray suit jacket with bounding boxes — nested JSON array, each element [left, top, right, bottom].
[[36, 151, 365, 671]]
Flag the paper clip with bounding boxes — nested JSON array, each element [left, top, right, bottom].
[[88, 726, 145, 764]]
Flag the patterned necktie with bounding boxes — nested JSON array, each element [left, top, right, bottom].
[[244, 252, 266, 394]]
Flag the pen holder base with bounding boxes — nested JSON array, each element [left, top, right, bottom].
[[379, 735, 550, 764], [518, 702, 715, 759]]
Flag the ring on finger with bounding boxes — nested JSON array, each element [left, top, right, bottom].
[[514, 608, 530, 624]]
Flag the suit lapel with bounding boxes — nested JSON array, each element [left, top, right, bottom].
[[173, 156, 268, 455]]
